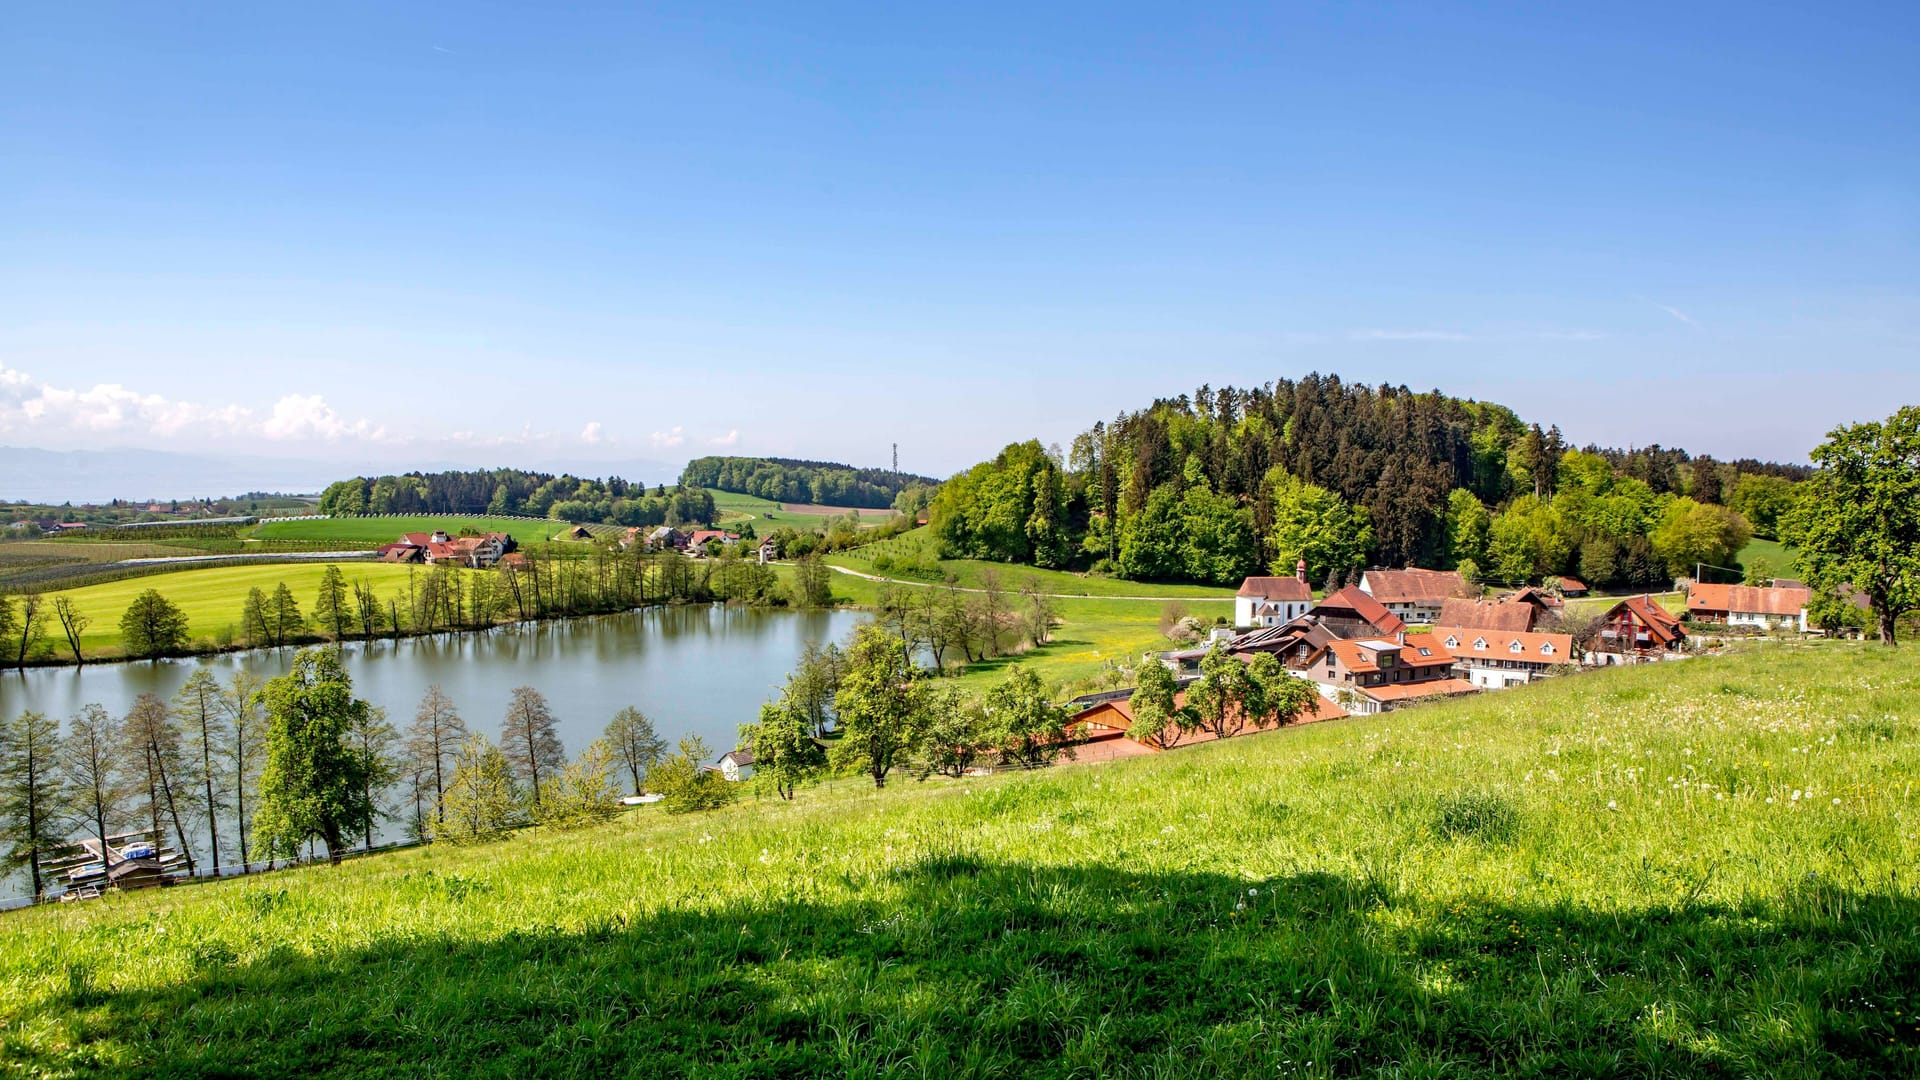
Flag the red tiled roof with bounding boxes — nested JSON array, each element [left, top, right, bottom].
[[1432, 627, 1575, 665], [1361, 568, 1469, 604], [1310, 586, 1407, 635], [1356, 678, 1478, 703], [1236, 576, 1312, 602], [1687, 583, 1809, 618], [1320, 634, 1453, 673], [1436, 598, 1534, 632], [1603, 595, 1686, 647]]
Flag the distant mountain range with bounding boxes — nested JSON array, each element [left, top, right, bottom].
[[0, 447, 678, 505]]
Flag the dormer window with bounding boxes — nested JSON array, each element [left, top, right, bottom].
[[1473, 637, 1488, 651], [1539, 643, 1555, 656], [1443, 635, 1459, 648], [1508, 640, 1523, 654]]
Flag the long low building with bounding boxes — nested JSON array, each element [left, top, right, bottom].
[[1432, 627, 1576, 689], [1686, 582, 1810, 633]]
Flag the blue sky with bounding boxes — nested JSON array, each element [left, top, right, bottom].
[[2, 2, 1916, 483]]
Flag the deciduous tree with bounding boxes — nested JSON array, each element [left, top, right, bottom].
[[741, 699, 826, 799], [404, 685, 467, 819], [831, 623, 922, 788], [0, 710, 62, 897], [313, 565, 350, 639], [171, 671, 227, 874], [603, 706, 666, 795], [435, 734, 520, 842], [1126, 660, 1186, 750], [51, 597, 89, 665], [120, 693, 197, 874], [986, 664, 1072, 769], [253, 649, 376, 864], [539, 740, 623, 828], [500, 686, 565, 811], [1786, 406, 1920, 645], [61, 704, 124, 876], [119, 589, 188, 659]]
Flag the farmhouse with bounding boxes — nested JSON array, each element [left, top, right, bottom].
[[1358, 567, 1471, 623], [1063, 690, 1347, 760], [717, 749, 755, 782], [758, 536, 779, 564], [1686, 582, 1810, 633], [1305, 586, 1406, 638], [1582, 595, 1687, 664], [398, 530, 513, 569], [1299, 632, 1475, 715], [1234, 563, 1314, 627], [1433, 627, 1575, 689], [684, 529, 740, 554], [1435, 597, 1536, 633]]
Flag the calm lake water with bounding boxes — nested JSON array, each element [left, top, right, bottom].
[[0, 605, 866, 899]]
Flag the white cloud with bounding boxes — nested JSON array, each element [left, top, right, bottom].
[[580, 421, 604, 444], [0, 362, 386, 446], [1658, 304, 1698, 328], [707, 429, 740, 447], [649, 426, 686, 448], [261, 394, 383, 441]]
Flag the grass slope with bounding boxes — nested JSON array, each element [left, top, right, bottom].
[[709, 490, 883, 531], [830, 529, 1237, 599], [4, 644, 1915, 1077], [39, 563, 467, 657], [250, 516, 566, 546]]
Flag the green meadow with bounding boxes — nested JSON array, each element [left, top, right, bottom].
[[1, 643, 1912, 1077], [35, 562, 469, 657], [709, 489, 885, 531], [829, 529, 1237, 599], [249, 515, 567, 547]]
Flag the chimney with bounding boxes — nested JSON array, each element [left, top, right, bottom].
[[1396, 630, 1407, 645], [1296, 558, 1308, 583]]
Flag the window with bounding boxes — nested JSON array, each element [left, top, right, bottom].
[[1444, 635, 1458, 648], [1509, 640, 1523, 653], [1474, 637, 1488, 650], [1539, 643, 1554, 656]]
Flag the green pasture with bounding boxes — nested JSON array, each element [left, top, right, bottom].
[[248, 516, 567, 547], [1, 644, 1914, 1075]]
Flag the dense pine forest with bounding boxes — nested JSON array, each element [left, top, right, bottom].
[[931, 374, 1809, 589], [317, 470, 715, 528], [678, 456, 937, 510]]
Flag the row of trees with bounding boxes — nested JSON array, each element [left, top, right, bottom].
[[0, 654, 704, 897], [317, 470, 716, 528], [927, 374, 1799, 588], [679, 456, 937, 510], [867, 571, 1059, 671]]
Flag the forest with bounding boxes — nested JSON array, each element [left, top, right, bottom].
[[317, 470, 715, 528], [679, 456, 937, 510], [930, 374, 1808, 588]]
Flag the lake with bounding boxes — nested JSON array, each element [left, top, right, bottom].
[[0, 604, 867, 899]]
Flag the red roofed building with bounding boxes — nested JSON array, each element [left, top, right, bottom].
[[1582, 595, 1687, 664], [684, 530, 740, 555], [1357, 567, 1472, 623], [1436, 597, 1536, 633], [1300, 632, 1474, 714], [1432, 627, 1575, 689], [1064, 688, 1347, 754], [1235, 563, 1313, 627], [1306, 586, 1406, 638], [1686, 582, 1810, 633]]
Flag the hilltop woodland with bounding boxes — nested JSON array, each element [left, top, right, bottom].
[[931, 374, 1809, 590], [679, 456, 938, 511], [318, 470, 716, 529]]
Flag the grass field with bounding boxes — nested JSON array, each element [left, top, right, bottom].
[[1, 643, 1914, 1076], [33, 562, 469, 658], [830, 529, 1238, 599], [709, 490, 888, 531], [1738, 537, 1801, 577], [249, 516, 568, 547]]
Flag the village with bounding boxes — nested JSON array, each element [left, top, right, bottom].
[[1046, 561, 1818, 766]]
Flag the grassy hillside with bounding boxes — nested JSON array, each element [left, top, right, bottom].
[[249, 516, 568, 546], [3, 644, 1914, 1077], [710, 490, 884, 531], [36, 562, 471, 657], [830, 529, 1237, 599]]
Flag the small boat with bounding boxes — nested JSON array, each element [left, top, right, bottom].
[[621, 794, 666, 806]]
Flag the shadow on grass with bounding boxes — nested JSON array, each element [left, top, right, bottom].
[[22, 860, 1920, 1078]]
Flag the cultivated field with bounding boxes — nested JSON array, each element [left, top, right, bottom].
[[249, 516, 566, 547], [709, 490, 888, 531], [1, 644, 1912, 1076]]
